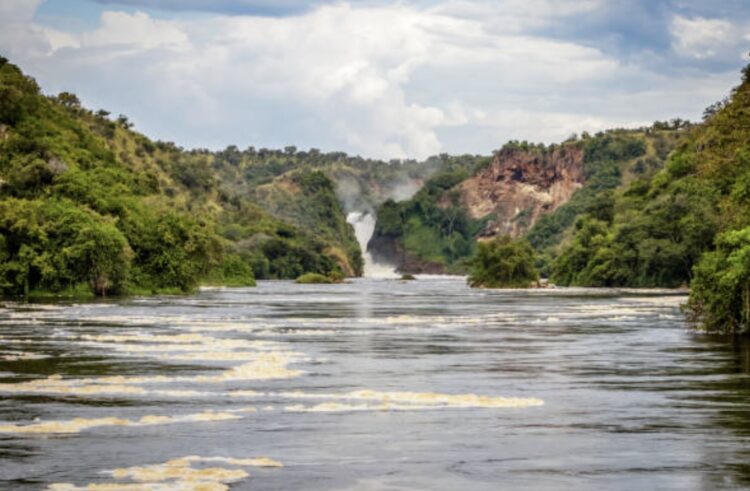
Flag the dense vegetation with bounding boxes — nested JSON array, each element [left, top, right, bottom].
[[370, 63, 750, 334], [371, 155, 491, 272], [295, 272, 344, 284], [548, 128, 715, 288], [527, 127, 683, 253], [549, 73, 743, 289], [468, 236, 538, 288], [5, 51, 750, 335], [372, 127, 680, 275], [0, 58, 231, 296], [546, 64, 750, 334], [0, 58, 453, 297], [686, 228, 750, 333]]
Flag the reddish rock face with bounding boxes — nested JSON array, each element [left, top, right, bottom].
[[369, 143, 587, 274], [459, 145, 585, 238]]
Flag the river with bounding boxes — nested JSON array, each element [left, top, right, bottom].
[[1, 278, 750, 490]]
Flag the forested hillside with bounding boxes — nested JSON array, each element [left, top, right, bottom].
[[0, 57, 449, 297], [553, 65, 750, 333], [370, 126, 684, 274], [551, 69, 750, 292], [368, 62, 750, 334], [4, 51, 750, 334]]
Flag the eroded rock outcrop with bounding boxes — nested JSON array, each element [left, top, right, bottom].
[[460, 145, 584, 238], [367, 143, 587, 274]]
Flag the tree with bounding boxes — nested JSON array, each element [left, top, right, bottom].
[[0, 199, 132, 296], [468, 236, 538, 288], [116, 114, 133, 129], [686, 227, 750, 334], [56, 91, 81, 110]]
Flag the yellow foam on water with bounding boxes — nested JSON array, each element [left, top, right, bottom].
[[279, 389, 544, 409], [109, 460, 247, 483], [1, 351, 50, 361], [285, 402, 385, 412], [229, 407, 258, 414], [0, 376, 208, 398], [46, 454, 283, 491], [81, 333, 260, 352], [76, 329, 304, 385], [182, 456, 283, 467], [80, 333, 209, 344], [160, 351, 271, 362], [0, 417, 131, 434], [0, 345, 305, 399], [193, 352, 303, 382], [0, 377, 145, 396], [49, 484, 165, 490], [0, 410, 240, 434]]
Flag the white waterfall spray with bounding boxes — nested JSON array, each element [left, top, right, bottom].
[[346, 212, 398, 278]]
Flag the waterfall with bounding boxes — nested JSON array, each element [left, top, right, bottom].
[[346, 211, 398, 278]]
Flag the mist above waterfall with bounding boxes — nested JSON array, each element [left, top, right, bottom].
[[346, 212, 398, 278]]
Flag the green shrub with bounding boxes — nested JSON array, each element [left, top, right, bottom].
[[204, 254, 256, 287], [468, 236, 538, 288], [686, 227, 750, 334], [0, 198, 131, 297], [295, 272, 333, 284]]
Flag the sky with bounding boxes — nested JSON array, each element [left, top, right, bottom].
[[1, 0, 749, 160]]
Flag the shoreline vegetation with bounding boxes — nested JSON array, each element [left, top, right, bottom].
[[295, 272, 345, 284], [372, 63, 750, 336], [1, 55, 750, 335], [468, 236, 539, 289], [0, 56, 487, 300]]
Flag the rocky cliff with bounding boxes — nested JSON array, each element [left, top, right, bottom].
[[368, 130, 674, 275], [367, 145, 586, 274], [459, 145, 585, 239]]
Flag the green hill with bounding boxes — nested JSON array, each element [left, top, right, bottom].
[[551, 65, 750, 333], [0, 57, 473, 296], [0, 58, 356, 296], [370, 127, 684, 275]]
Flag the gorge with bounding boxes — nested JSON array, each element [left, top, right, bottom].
[[0, 55, 749, 332], [4, 2, 750, 489]]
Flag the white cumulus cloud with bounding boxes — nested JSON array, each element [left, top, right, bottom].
[[0, 1, 745, 159], [670, 15, 745, 59]]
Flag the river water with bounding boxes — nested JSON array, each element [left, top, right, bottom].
[[1, 278, 750, 490]]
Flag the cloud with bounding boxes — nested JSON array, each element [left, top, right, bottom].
[[81, 11, 189, 51], [87, 0, 417, 16], [670, 15, 745, 59], [0, 0, 53, 58], [0, 1, 747, 159]]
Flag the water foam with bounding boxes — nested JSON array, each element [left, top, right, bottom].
[[1, 351, 50, 361], [0, 410, 240, 434], [279, 389, 544, 410], [47, 454, 282, 491]]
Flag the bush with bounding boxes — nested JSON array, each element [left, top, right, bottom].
[[205, 254, 256, 287], [0, 198, 131, 296], [686, 227, 750, 334], [468, 236, 538, 288], [120, 207, 221, 292], [295, 272, 333, 284]]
